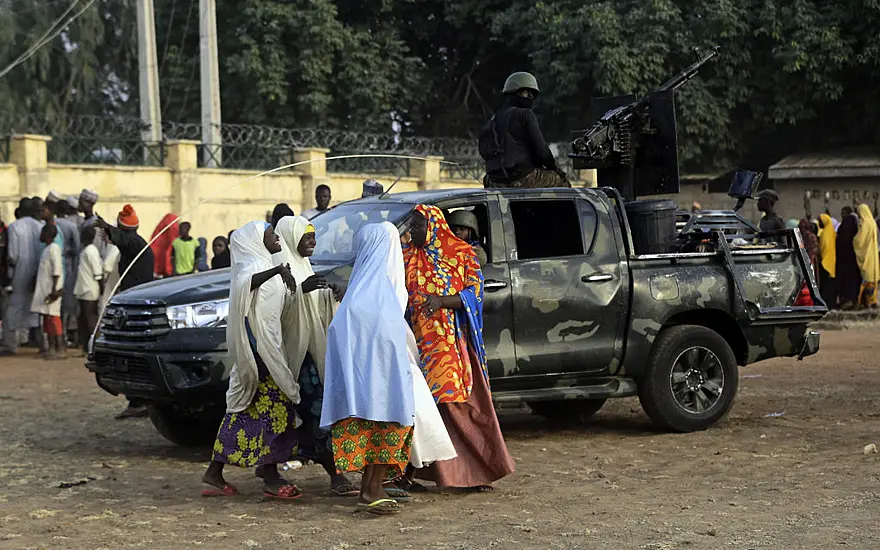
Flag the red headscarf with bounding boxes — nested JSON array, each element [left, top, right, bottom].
[[150, 214, 179, 277], [403, 204, 483, 403]]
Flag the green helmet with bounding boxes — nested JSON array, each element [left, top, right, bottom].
[[502, 72, 540, 95], [447, 210, 480, 237]]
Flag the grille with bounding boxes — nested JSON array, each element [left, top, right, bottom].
[[100, 303, 171, 342], [93, 352, 158, 390]]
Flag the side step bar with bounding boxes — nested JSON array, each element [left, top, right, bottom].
[[492, 377, 638, 409]]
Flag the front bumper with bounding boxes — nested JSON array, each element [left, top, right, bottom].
[[86, 328, 230, 403], [798, 330, 821, 360]]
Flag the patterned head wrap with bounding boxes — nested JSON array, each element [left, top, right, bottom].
[[403, 204, 485, 403]]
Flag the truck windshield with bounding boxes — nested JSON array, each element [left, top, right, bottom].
[[311, 202, 414, 262]]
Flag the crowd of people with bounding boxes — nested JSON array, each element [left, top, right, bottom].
[[201, 206, 514, 515], [802, 204, 880, 310], [755, 189, 880, 310], [0, 190, 119, 359]]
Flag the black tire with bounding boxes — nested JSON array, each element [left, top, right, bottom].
[[638, 325, 738, 433], [528, 399, 607, 423], [148, 403, 223, 447]]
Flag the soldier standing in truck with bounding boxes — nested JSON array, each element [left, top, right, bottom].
[[479, 72, 570, 189]]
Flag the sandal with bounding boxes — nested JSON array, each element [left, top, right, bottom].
[[201, 484, 238, 497], [392, 477, 428, 493], [356, 498, 401, 515], [264, 484, 303, 500], [384, 486, 411, 502], [331, 482, 360, 497]]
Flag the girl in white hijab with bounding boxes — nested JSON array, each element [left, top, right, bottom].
[[273, 215, 358, 496], [201, 221, 303, 500]]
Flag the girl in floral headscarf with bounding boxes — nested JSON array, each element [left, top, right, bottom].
[[399, 204, 514, 491]]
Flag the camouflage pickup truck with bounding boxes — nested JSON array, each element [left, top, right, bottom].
[[87, 187, 824, 445]]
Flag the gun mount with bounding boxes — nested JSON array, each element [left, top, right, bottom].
[[570, 46, 720, 201]]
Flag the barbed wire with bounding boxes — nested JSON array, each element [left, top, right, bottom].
[[0, 113, 580, 177]]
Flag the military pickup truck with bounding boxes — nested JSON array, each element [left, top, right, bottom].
[[87, 187, 824, 446]]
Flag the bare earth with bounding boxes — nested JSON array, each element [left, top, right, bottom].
[[1, 330, 879, 550]]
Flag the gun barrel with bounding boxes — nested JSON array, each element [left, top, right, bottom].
[[655, 46, 719, 92]]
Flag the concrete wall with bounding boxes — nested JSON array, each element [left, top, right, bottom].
[[0, 135, 521, 249]]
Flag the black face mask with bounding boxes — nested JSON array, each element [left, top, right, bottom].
[[508, 95, 535, 110]]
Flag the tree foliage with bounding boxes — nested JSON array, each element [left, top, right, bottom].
[[1, 0, 880, 171]]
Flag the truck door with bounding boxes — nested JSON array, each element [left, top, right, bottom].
[[437, 196, 516, 381], [505, 193, 627, 376]]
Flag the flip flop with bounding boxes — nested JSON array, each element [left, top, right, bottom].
[[393, 478, 428, 493], [201, 484, 238, 497], [383, 487, 411, 502], [331, 483, 360, 497], [356, 498, 401, 515], [264, 484, 303, 501]]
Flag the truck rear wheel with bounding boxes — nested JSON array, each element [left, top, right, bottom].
[[528, 399, 607, 423], [148, 403, 223, 447], [638, 325, 738, 432]]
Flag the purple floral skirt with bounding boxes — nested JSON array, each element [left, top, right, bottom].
[[212, 346, 298, 468]]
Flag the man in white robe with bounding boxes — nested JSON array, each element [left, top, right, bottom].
[[1, 198, 44, 354]]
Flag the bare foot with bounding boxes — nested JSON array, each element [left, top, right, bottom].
[[202, 471, 228, 491]]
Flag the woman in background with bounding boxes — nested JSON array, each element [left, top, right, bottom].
[[150, 214, 179, 279], [817, 214, 837, 308], [836, 213, 861, 310], [798, 219, 819, 279], [211, 236, 231, 269], [854, 204, 879, 309]]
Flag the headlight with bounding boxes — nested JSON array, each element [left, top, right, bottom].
[[166, 299, 229, 329]]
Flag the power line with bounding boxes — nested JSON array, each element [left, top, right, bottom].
[[0, 0, 97, 81]]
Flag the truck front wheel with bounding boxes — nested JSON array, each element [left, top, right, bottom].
[[148, 403, 224, 447], [638, 325, 738, 432]]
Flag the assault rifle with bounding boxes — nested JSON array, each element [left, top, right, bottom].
[[570, 46, 720, 201]]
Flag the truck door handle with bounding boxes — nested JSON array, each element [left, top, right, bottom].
[[581, 274, 613, 283], [484, 280, 508, 291]]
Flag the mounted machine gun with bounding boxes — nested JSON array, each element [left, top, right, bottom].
[[570, 46, 720, 201]]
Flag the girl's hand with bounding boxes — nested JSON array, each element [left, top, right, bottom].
[[302, 274, 328, 294], [278, 264, 297, 293], [329, 283, 344, 302], [420, 295, 444, 317]]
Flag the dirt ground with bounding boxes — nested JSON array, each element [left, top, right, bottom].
[[1, 330, 878, 550]]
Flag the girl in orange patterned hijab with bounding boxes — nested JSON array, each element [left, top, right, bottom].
[[400, 204, 514, 490]]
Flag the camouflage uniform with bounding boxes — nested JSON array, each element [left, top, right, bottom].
[[484, 168, 571, 189]]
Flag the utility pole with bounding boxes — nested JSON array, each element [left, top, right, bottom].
[[136, 0, 162, 147], [200, 0, 222, 168]]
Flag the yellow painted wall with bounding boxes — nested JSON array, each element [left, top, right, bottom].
[[0, 164, 20, 222], [0, 155, 499, 258]]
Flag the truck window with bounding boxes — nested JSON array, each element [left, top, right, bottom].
[[510, 200, 586, 260], [443, 203, 491, 262]]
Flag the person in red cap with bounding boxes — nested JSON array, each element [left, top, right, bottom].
[[94, 205, 156, 419]]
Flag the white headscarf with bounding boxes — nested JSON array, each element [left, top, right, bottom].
[[275, 215, 337, 382], [225, 221, 300, 413]]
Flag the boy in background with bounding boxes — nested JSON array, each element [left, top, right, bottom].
[[171, 221, 199, 276], [31, 224, 64, 360], [74, 226, 104, 354]]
